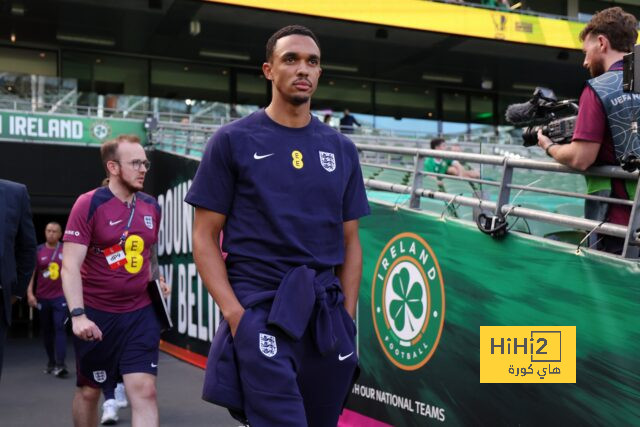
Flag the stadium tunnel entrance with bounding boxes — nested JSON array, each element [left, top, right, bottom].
[[0, 140, 171, 334]]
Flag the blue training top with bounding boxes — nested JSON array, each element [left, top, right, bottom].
[[185, 109, 370, 283]]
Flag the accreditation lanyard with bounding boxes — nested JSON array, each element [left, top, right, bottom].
[[49, 242, 61, 263], [118, 195, 137, 246], [102, 195, 137, 270]]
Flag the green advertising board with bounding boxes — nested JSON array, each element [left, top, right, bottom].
[[152, 151, 218, 357], [350, 202, 639, 425], [0, 110, 146, 145], [152, 151, 639, 425]]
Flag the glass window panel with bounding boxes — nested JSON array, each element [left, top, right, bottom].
[[237, 71, 267, 107], [375, 83, 435, 120], [0, 47, 57, 76], [442, 91, 466, 122], [151, 61, 229, 102], [314, 77, 370, 113], [62, 52, 148, 95], [470, 94, 494, 124]]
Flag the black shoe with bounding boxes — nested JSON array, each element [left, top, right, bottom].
[[53, 365, 68, 378], [44, 363, 55, 374]]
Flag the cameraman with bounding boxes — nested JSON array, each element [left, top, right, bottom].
[[537, 7, 638, 254]]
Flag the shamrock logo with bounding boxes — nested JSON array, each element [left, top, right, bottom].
[[389, 267, 424, 333]]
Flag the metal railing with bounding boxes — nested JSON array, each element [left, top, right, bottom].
[[149, 122, 219, 156], [148, 120, 640, 258], [0, 97, 233, 124], [2, 92, 515, 145], [358, 144, 640, 259]]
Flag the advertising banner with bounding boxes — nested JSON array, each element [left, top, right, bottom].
[[151, 150, 216, 358], [349, 202, 639, 425], [208, 0, 591, 50], [0, 110, 146, 145]]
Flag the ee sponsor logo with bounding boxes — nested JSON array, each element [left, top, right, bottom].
[[124, 234, 145, 274], [291, 150, 304, 169], [48, 262, 60, 280]]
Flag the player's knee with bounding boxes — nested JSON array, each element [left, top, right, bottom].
[[140, 382, 157, 401], [129, 380, 157, 401], [77, 386, 101, 403]]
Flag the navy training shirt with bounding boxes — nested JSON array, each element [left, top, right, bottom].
[[185, 109, 370, 281]]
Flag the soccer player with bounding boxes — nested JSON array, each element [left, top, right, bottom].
[[27, 221, 68, 377], [61, 134, 162, 427], [187, 25, 370, 426]]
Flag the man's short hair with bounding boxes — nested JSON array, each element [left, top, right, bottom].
[[579, 7, 638, 53], [100, 134, 142, 175], [46, 221, 62, 231], [430, 138, 446, 150], [265, 25, 320, 61]]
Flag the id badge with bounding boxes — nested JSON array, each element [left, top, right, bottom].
[[102, 244, 128, 270]]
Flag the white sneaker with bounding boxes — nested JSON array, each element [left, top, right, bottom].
[[114, 382, 128, 408], [101, 399, 119, 425]]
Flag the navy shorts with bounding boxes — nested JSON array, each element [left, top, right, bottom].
[[234, 303, 358, 427], [73, 304, 160, 391]]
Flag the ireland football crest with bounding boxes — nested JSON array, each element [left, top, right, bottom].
[[371, 232, 445, 370], [259, 333, 277, 358], [319, 151, 336, 172], [91, 121, 111, 140]]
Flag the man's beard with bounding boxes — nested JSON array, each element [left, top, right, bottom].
[[289, 95, 310, 106], [119, 172, 144, 193]]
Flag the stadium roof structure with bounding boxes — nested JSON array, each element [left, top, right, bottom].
[[0, 0, 636, 124]]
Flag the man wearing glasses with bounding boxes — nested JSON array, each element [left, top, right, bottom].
[[62, 134, 163, 426]]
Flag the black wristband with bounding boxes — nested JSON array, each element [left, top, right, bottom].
[[545, 143, 558, 157], [70, 307, 85, 317]]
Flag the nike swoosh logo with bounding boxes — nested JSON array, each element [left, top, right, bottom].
[[109, 220, 123, 226], [151, 363, 158, 368], [338, 352, 354, 361], [254, 152, 274, 160]]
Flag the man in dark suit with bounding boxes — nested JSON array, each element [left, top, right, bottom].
[[0, 179, 37, 380]]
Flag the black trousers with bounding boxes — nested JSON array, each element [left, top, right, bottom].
[[0, 292, 7, 382]]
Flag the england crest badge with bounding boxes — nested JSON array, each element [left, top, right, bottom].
[[144, 215, 154, 229], [93, 370, 107, 383], [259, 333, 277, 358], [319, 151, 336, 172]]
